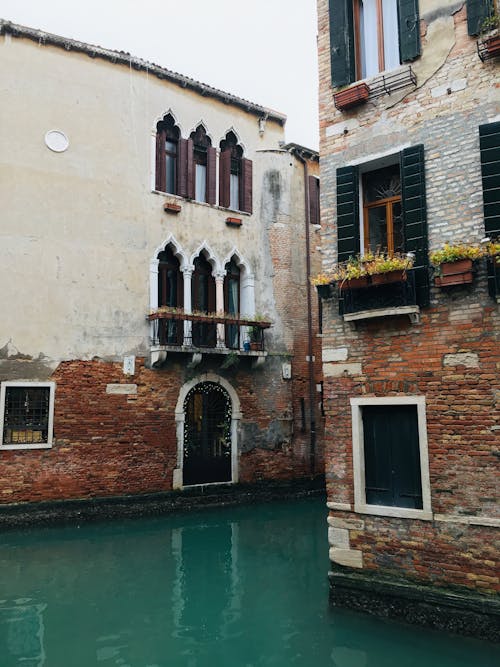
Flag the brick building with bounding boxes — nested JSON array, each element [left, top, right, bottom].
[[317, 0, 499, 637], [0, 21, 323, 511]]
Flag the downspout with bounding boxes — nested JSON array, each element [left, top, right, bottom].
[[293, 149, 316, 476]]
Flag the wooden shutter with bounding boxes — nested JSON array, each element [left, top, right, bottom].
[[466, 0, 493, 36], [177, 138, 188, 198], [336, 166, 360, 263], [363, 405, 422, 510], [400, 145, 429, 307], [219, 149, 231, 208], [397, 0, 421, 62], [186, 138, 195, 200], [155, 130, 165, 192], [241, 158, 253, 214], [329, 0, 355, 87], [207, 146, 217, 205], [309, 176, 320, 225], [479, 122, 500, 298]]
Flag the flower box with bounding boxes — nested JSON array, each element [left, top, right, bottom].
[[370, 269, 407, 285], [163, 201, 182, 213], [226, 217, 242, 227], [334, 83, 370, 111], [316, 283, 334, 299], [344, 276, 370, 289], [434, 259, 474, 287], [478, 34, 500, 61]]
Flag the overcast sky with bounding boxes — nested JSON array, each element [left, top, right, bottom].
[[0, 0, 319, 149]]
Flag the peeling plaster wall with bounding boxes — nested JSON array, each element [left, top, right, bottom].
[[0, 35, 287, 368]]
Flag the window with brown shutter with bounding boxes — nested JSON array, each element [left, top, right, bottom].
[[189, 126, 212, 203], [155, 114, 180, 194], [219, 131, 246, 211], [308, 176, 320, 225]]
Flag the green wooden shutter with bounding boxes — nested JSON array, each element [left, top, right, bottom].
[[336, 166, 360, 262], [329, 0, 355, 87], [398, 0, 421, 62], [337, 166, 359, 315], [400, 145, 429, 307], [479, 121, 500, 298], [466, 0, 494, 36]]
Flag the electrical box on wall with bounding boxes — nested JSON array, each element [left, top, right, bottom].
[[282, 363, 292, 380]]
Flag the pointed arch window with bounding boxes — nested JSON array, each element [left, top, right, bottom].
[[155, 114, 182, 195], [189, 126, 216, 204], [192, 254, 216, 347], [220, 132, 253, 213], [158, 246, 183, 344]]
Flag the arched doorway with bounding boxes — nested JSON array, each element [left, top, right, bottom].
[[183, 381, 232, 485]]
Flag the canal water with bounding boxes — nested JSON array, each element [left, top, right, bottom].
[[0, 497, 497, 667]]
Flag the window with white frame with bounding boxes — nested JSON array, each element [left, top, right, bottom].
[[351, 396, 432, 520], [0, 382, 55, 449]]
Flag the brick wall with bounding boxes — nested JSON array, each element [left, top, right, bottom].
[[317, 0, 499, 597]]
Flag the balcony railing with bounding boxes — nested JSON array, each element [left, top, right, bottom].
[[148, 310, 271, 353], [339, 269, 419, 322]]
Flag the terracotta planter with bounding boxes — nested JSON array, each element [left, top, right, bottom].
[[344, 276, 370, 290], [435, 259, 474, 287], [334, 83, 370, 111], [250, 341, 263, 351], [370, 270, 407, 285], [478, 34, 500, 61]]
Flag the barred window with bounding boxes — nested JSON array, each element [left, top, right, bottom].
[[1, 383, 55, 449]]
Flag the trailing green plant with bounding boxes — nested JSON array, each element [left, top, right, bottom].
[[429, 243, 485, 266], [480, 12, 499, 36]]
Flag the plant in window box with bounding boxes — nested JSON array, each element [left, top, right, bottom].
[[430, 243, 484, 287], [248, 325, 264, 351], [365, 251, 414, 285], [478, 13, 500, 61], [310, 272, 335, 298], [335, 254, 373, 289]]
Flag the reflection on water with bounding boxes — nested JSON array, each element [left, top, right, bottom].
[[0, 498, 498, 667]]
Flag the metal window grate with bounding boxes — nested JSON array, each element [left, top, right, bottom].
[[3, 387, 50, 444]]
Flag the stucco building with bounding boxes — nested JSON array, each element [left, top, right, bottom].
[[0, 21, 324, 512], [317, 0, 499, 638]]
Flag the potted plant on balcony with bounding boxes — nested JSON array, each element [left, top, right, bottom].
[[335, 255, 370, 289], [365, 251, 414, 285], [248, 325, 263, 351], [478, 13, 500, 61], [310, 272, 334, 299], [430, 243, 484, 286]]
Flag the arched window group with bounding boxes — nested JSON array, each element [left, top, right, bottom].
[[152, 242, 253, 350], [155, 115, 252, 213]]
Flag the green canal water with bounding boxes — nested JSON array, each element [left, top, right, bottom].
[[0, 497, 498, 667]]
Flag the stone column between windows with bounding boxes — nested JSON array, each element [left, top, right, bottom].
[[182, 266, 193, 345], [150, 258, 160, 344], [215, 271, 226, 348]]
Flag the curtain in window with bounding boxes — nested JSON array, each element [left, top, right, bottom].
[[382, 0, 400, 71], [360, 0, 379, 79]]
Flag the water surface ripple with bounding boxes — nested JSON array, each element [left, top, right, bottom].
[[0, 497, 497, 666]]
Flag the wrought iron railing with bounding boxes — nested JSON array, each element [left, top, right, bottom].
[[148, 311, 271, 352], [339, 270, 417, 315]]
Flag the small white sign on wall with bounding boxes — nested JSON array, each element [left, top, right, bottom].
[[282, 363, 292, 380], [123, 356, 135, 375]]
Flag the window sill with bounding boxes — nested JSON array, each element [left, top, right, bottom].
[[0, 443, 52, 450], [151, 189, 251, 216], [354, 503, 433, 521], [343, 304, 420, 324]]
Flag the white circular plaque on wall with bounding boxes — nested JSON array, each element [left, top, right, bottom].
[[45, 130, 69, 152]]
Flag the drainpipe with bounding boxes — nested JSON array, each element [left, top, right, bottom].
[[293, 149, 316, 476]]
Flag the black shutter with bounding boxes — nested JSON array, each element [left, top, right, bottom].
[[309, 176, 320, 225], [336, 166, 360, 263], [479, 121, 500, 298], [363, 405, 422, 510], [241, 158, 253, 214], [207, 146, 217, 205], [466, 0, 494, 36], [329, 0, 355, 87], [397, 0, 421, 62], [400, 145, 429, 307], [219, 150, 231, 208], [337, 166, 359, 316]]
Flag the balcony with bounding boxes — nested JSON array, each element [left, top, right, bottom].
[[147, 309, 271, 367], [340, 270, 420, 324]]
